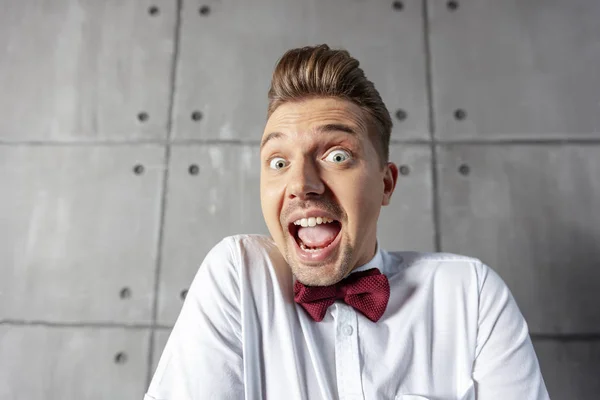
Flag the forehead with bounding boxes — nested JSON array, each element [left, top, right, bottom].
[[263, 97, 369, 140]]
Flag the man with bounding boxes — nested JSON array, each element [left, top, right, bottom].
[[145, 45, 550, 400]]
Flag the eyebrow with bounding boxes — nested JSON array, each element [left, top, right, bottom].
[[260, 123, 357, 149]]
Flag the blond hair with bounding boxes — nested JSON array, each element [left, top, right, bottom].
[[267, 44, 392, 166]]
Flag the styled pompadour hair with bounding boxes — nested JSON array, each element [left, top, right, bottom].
[[267, 44, 392, 166]]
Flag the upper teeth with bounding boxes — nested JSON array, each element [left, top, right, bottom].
[[293, 217, 334, 227]]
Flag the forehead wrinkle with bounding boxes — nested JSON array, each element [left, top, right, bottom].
[[262, 98, 371, 148], [267, 113, 365, 137]]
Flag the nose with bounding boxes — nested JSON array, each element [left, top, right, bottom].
[[287, 157, 325, 200]]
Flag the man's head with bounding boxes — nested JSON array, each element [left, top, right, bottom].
[[260, 44, 398, 286]]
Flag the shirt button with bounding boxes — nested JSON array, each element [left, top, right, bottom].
[[343, 325, 353, 336]]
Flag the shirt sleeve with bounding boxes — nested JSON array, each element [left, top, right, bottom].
[[471, 262, 550, 400], [144, 237, 244, 400]]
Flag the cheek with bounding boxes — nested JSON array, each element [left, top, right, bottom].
[[260, 179, 286, 231], [337, 171, 383, 225]]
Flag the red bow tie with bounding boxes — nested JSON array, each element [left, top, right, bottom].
[[294, 268, 390, 322]]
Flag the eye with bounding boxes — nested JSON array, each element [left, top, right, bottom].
[[269, 157, 288, 170], [325, 149, 351, 164]]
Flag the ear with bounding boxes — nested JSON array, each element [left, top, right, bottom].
[[382, 162, 398, 206]]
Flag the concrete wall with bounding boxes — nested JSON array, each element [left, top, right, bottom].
[[1, 0, 599, 398]]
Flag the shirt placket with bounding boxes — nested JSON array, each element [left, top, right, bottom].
[[333, 303, 363, 400]]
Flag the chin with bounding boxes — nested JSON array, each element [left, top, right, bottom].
[[271, 209, 356, 286], [285, 236, 354, 287]]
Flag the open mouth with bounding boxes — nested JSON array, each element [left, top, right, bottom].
[[288, 216, 342, 262]]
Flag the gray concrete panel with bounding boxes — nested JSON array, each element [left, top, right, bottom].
[[174, 0, 428, 141], [151, 329, 172, 375], [429, 0, 600, 139], [158, 144, 268, 324], [0, 325, 150, 400], [0, 145, 164, 323], [438, 144, 600, 334], [378, 144, 435, 252], [0, 0, 175, 141], [533, 339, 600, 400]]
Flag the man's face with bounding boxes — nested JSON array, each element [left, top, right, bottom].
[[260, 97, 398, 286]]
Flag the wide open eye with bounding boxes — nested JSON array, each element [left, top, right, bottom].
[[269, 157, 288, 170], [325, 149, 351, 164]]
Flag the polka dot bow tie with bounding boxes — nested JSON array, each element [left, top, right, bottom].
[[293, 268, 390, 322]]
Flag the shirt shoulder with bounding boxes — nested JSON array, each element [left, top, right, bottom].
[[197, 234, 285, 283], [388, 250, 482, 265], [201, 233, 277, 265], [382, 249, 495, 294], [187, 233, 274, 286], [220, 234, 280, 267]]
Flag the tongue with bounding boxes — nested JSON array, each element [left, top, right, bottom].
[[297, 223, 340, 248]]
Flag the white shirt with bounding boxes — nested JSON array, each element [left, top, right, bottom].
[[145, 234, 550, 400]]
